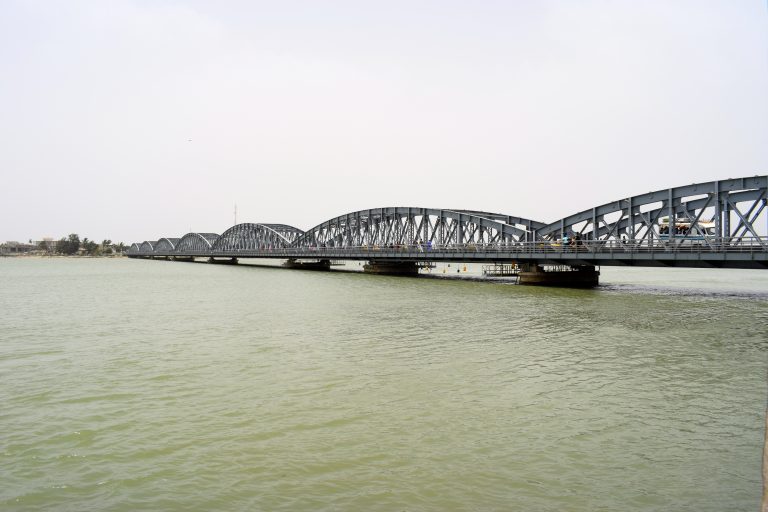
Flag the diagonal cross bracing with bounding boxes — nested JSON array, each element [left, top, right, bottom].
[[127, 175, 767, 268]]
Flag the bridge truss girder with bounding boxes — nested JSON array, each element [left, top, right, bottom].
[[138, 241, 156, 255], [212, 223, 304, 252], [293, 207, 544, 249], [154, 237, 181, 252], [175, 233, 219, 253], [536, 176, 768, 246]]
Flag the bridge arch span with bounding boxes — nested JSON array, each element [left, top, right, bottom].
[[139, 241, 156, 254], [291, 207, 545, 249], [537, 175, 768, 245], [155, 237, 180, 253], [213, 223, 304, 252], [176, 233, 219, 253]]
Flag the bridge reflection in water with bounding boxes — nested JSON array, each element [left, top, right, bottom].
[[128, 176, 768, 287]]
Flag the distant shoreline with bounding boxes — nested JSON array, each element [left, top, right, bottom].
[[0, 254, 126, 258]]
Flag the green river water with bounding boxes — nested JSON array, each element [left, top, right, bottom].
[[1, 258, 767, 511]]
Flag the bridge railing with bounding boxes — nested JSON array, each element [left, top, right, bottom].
[[138, 236, 768, 258], [285, 239, 768, 254], [129, 237, 768, 260]]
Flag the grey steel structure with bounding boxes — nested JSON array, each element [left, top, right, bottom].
[[213, 223, 304, 252], [176, 233, 219, 253], [128, 175, 768, 269], [154, 238, 180, 252]]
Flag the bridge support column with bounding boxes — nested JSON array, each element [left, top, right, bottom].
[[283, 258, 331, 271], [208, 257, 238, 265], [172, 256, 195, 262], [518, 263, 599, 288], [363, 260, 419, 276]]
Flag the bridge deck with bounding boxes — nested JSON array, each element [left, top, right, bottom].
[[135, 241, 768, 269]]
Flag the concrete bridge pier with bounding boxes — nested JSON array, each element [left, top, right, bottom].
[[363, 260, 419, 276], [283, 258, 332, 270], [172, 256, 195, 262], [518, 263, 599, 288], [208, 257, 238, 265]]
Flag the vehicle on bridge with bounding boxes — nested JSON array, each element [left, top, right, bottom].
[[658, 216, 716, 244]]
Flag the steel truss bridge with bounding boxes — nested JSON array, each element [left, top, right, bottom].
[[128, 176, 768, 282]]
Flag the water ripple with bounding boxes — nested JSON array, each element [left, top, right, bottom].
[[0, 259, 765, 511]]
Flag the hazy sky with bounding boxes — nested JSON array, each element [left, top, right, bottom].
[[1, 0, 766, 243]]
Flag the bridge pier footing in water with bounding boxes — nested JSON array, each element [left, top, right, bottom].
[[172, 256, 195, 262], [208, 257, 238, 265], [282, 258, 332, 271], [518, 263, 599, 288], [363, 260, 419, 276]]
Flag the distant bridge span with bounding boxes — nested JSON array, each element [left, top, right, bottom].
[[128, 175, 768, 286]]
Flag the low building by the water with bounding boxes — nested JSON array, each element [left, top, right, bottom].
[[0, 241, 36, 254]]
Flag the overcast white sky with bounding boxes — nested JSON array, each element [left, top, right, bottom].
[[1, 0, 766, 243]]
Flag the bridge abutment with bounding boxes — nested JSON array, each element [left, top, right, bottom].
[[363, 260, 419, 276], [518, 263, 599, 288]]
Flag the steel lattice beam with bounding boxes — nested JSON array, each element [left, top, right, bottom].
[[126, 175, 768, 269]]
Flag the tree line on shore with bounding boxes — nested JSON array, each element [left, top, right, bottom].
[[46, 234, 126, 256]]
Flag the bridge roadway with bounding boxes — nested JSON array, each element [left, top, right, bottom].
[[142, 241, 767, 269], [128, 175, 768, 286]]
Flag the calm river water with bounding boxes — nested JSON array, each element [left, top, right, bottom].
[[1, 258, 767, 511]]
